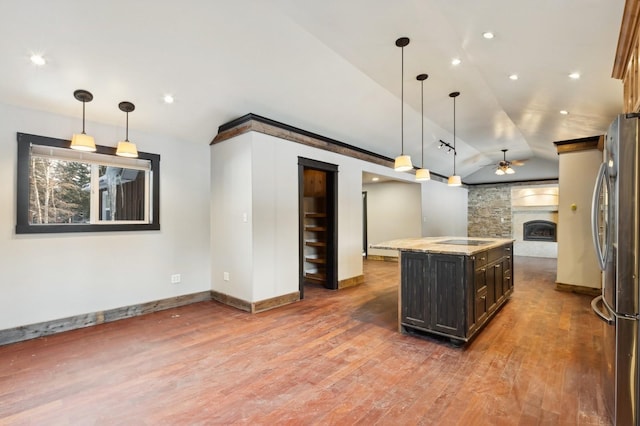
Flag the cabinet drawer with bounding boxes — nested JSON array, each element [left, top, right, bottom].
[[488, 246, 505, 263], [474, 251, 488, 268]]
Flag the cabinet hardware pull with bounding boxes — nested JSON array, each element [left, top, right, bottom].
[[495, 264, 500, 268]]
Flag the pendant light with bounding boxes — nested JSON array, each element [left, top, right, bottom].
[[394, 37, 413, 172], [415, 73, 430, 181], [70, 90, 96, 152], [116, 101, 138, 158], [447, 91, 462, 187]]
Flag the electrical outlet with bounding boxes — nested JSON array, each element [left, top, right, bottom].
[[223, 272, 230, 281], [171, 274, 181, 284]]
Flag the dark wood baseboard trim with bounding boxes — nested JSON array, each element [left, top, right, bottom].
[[211, 290, 300, 313], [555, 282, 601, 297], [211, 290, 252, 312], [338, 274, 365, 289], [0, 291, 212, 346], [253, 292, 300, 313], [366, 255, 399, 262]]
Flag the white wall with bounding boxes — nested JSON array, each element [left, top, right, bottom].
[[210, 133, 254, 301], [211, 131, 369, 302], [0, 103, 211, 330], [422, 181, 468, 237], [363, 181, 422, 258], [557, 149, 602, 288]]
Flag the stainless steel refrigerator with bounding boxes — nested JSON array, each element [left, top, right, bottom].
[[591, 113, 639, 426]]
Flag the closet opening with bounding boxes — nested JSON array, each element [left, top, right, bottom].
[[298, 157, 338, 298]]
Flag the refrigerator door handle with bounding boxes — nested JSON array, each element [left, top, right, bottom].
[[590, 162, 608, 271], [591, 295, 615, 325]]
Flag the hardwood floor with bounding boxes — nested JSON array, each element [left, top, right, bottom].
[[0, 257, 608, 425]]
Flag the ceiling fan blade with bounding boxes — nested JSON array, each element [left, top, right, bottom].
[[511, 159, 527, 166]]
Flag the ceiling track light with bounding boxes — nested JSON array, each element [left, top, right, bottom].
[[438, 140, 455, 153], [394, 37, 413, 172], [448, 91, 462, 187], [415, 73, 430, 182], [70, 89, 97, 152], [116, 101, 138, 158]]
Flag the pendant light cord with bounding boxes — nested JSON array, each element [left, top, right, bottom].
[[82, 101, 86, 135], [421, 79, 424, 168], [401, 45, 404, 156], [453, 96, 456, 175], [125, 111, 129, 141]]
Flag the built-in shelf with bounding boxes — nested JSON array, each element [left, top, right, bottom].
[[305, 240, 327, 247], [305, 271, 326, 281], [305, 255, 326, 264]]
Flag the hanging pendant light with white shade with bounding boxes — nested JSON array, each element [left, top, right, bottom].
[[70, 90, 97, 152], [116, 101, 138, 158], [448, 91, 462, 187], [394, 37, 413, 172], [415, 73, 430, 182]]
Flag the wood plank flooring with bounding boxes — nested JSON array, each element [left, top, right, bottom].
[[0, 257, 609, 425]]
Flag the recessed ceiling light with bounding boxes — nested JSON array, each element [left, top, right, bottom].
[[451, 58, 461, 66], [482, 32, 494, 39], [372, 177, 379, 182], [569, 72, 581, 80], [560, 110, 569, 115], [30, 54, 46, 66], [163, 94, 174, 104], [509, 74, 519, 80]]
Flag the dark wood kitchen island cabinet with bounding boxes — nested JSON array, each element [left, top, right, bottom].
[[371, 237, 514, 344]]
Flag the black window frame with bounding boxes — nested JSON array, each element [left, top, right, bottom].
[[16, 132, 160, 234]]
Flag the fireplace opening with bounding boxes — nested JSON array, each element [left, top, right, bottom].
[[523, 220, 557, 242]]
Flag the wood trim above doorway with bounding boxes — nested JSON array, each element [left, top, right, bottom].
[[211, 113, 452, 180]]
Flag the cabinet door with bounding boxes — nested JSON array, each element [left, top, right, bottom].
[[401, 252, 430, 328], [502, 256, 512, 295], [474, 267, 488, 324], [430, 254, 465, 337], [494, 262, 504, 305], [485, 264, 496, 312]]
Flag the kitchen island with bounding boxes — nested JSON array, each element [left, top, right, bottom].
[[371, 237, 514, 344]]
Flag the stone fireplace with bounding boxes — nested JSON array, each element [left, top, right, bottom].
[[511, 186, 558, 258]]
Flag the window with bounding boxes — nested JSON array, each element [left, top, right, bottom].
[[16, 133, 160, 234]]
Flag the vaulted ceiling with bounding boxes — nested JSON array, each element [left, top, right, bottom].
[[0, 0, 625, 183]]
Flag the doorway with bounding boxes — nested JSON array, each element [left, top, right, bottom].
[[362, 191, 368, 258], [298, 158, 338, 298]]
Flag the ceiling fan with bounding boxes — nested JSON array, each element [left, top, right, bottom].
[[495, 149, 525, 175]]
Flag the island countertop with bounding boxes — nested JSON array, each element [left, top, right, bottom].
[[370, 236, 515, 256]]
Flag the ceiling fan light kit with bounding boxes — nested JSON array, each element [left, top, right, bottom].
[[495, 148, 516, 175]]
